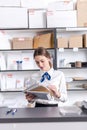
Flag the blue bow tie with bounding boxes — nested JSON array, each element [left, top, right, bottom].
[[40, 72, 51, 83]]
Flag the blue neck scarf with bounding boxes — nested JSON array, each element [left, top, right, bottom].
[[40, 72, 51, 83]]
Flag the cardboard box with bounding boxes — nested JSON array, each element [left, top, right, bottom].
[[33, 33, 54, 49], [57, 37, 68, 48], [69, 35, 83, 48], [28, 9, 46, 28], [77, 0, 87, 26], [83, 34, 87, 47], [12, 37, 33, 49], [47, 10, 77, 28], [0, 7, 28, 28]]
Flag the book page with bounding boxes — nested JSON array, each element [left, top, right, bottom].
[[24, 84, 53, 100], [30, 85, 50, 92]]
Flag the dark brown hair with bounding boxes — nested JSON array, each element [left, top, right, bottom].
[[33, 47, 52, 67]]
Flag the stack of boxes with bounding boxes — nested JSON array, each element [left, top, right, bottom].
[[0, 0, 87, 50], [46, 0, 77, 28], [0, 0, 87, 29], [57, 35, 83, 49], [56, 0, 87, 49]]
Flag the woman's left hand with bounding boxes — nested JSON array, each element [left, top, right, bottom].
[[48, 85, 61, 98]]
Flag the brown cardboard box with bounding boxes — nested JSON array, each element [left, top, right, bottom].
[[77, 0, 87, 27], [12, 37, 33, 49], [57, 37, 68, 48], [33, 33, 54, 49], [69, 35, 82, 48], [83, 34, 87, 47]]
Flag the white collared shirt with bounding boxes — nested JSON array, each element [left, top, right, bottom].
[[30, 68, 67, 105]]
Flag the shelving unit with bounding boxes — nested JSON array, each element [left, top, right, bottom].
[[0, 28, 57, 93], [0, 27, 87, 107], [56, 27, 87, 92], [0, 27, 87, 90]]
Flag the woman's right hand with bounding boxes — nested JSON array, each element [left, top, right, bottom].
[[25, 92, 36, 102]]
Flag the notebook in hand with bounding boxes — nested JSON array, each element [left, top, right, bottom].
[[24, 83, 53, 100]]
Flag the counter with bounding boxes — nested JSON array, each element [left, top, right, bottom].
[[0, 106, 87, 130], [0, 106, 87, 123]]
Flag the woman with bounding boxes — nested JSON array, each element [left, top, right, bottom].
[[26, 47, 67, 107]]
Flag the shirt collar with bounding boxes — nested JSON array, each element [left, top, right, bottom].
[[40, 67, 54, 77]]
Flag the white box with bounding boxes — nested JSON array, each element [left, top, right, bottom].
[[7, 52, 22, 70], [15, 77, 24, 89], [0, 31, 11, 50], [29, 9, 46, 28], [0, 7, 28, 28], [6, 73, 16, 90], [0, 52, 6, 70], [0, 0, 20, 7], [47, 0, 74, 11], [47, 10, 77, 28], [21, 0, 46, 9], [22, 53, 35, 70], [0, 74, 6, 91]]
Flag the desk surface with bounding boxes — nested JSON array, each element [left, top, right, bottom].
[[0, 107, 87, 123]]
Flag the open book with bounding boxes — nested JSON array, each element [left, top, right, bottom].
[[24, 83, 53, 100]]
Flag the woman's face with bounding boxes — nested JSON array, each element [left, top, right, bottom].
[[34, 55, 51, 71]]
